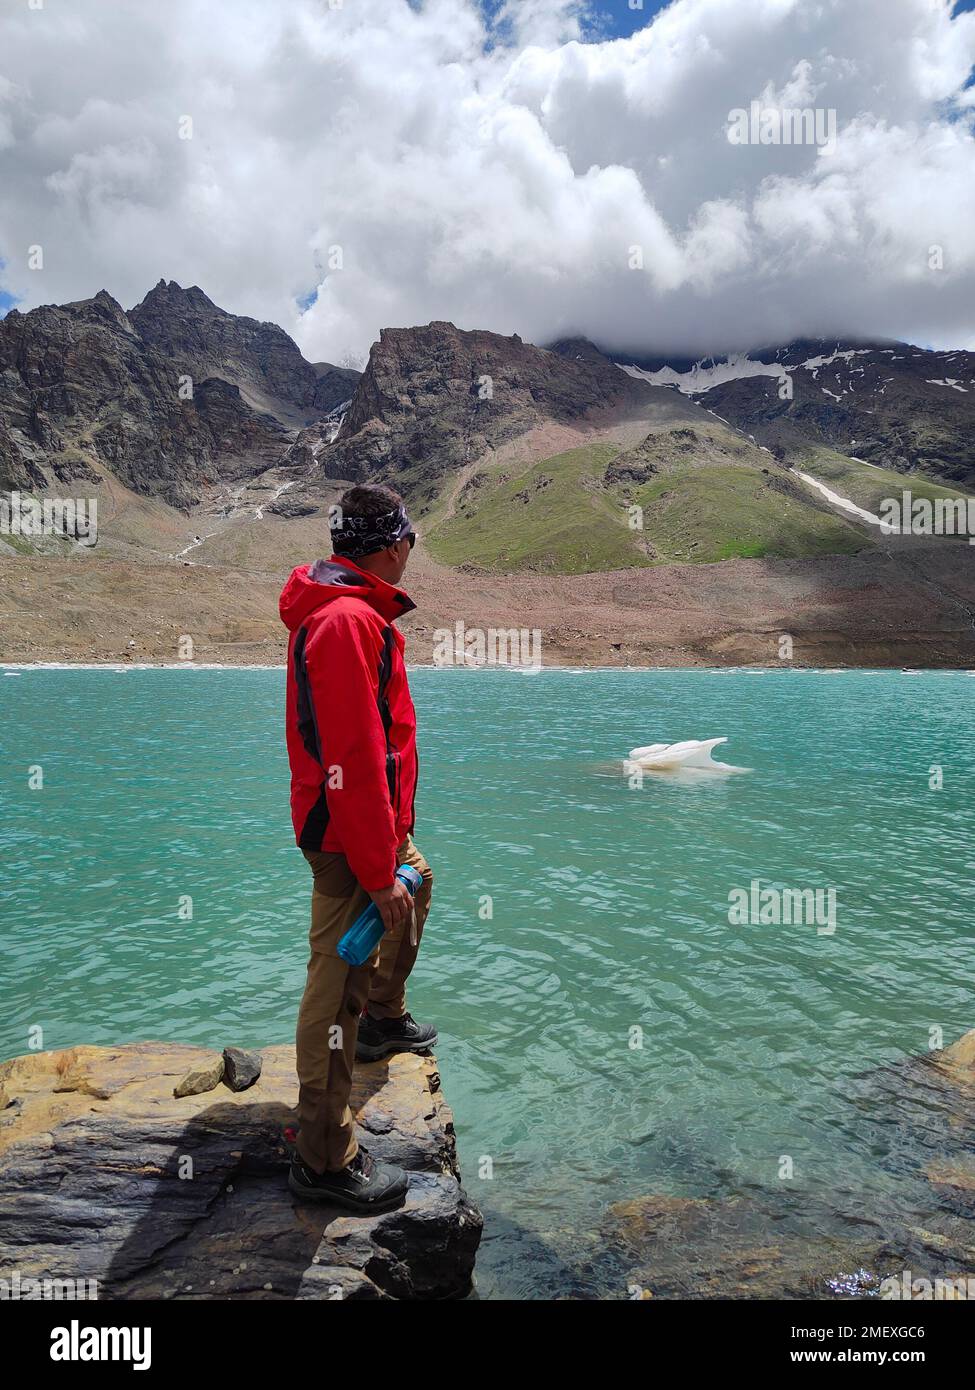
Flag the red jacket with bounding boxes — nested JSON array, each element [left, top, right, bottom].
[[280, 557, 419, 891]]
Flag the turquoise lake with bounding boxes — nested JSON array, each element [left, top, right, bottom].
[[2, 667, 974, 1297]]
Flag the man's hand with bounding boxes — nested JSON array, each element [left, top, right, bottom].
[[369, 878, 412, 934]]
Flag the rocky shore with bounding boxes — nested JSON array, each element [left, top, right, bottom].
[[4, 535, 975, 669], [2, 1032, 972, 1301], [0, 1042, 481, 1300]]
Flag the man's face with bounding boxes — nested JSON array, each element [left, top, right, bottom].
[[388, 535, 412, 584], [392, 528, 411, 578]]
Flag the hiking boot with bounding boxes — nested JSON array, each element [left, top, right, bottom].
[[288, 1147, 408, 1212], [356, 1010, 438, 1062]]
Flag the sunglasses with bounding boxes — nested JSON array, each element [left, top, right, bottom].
[[406, 531, 416, 549]]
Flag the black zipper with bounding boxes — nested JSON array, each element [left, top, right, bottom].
[[386, 749, 401, 817], [409, 742, 417, 831]]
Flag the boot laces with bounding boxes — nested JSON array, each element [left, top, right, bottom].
[[350, 1147, 374, 1178]]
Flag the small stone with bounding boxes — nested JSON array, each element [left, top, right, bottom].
[[173, 1056, 225, 1097], [222, 1047, 262, 1092]]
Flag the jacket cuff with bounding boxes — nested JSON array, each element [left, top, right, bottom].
[[350, 851, 398, 894]]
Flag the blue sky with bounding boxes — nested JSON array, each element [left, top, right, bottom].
[[588, 0, 672, 39], [481, 0, 672, 41]]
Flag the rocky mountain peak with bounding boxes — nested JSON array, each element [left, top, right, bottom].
[[0, 280, 359, 504], [127, 282, 357, 427], [133, 279, 221, 318], [323, 321, 655, 489], [61, 289, 133, 332], [548, 336, 610, 364]]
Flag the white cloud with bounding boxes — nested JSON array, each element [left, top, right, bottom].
[[0, 0, 973, 359]]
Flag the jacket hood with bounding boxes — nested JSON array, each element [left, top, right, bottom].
[[279, 556, 417, 632]]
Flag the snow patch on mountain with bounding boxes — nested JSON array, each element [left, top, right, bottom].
[[616, 356, 788, 395], [790, 469, 886, 527], [798, 349, 872, 371], [925, 378, 970, 392], [615, 348, 877, 397]]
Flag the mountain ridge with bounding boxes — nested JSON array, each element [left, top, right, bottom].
[[1, 282, 973, 666], [0, 281, 358, 508], [318, 319, 660, 500], [129, 280, 358, 427], [608, 338, 975, 486], [1, 282, 973, 580]]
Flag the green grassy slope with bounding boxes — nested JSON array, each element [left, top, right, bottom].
[[424, 442, 642, 573], [629, 465, 864, 563], [424, 423, 872, 573]]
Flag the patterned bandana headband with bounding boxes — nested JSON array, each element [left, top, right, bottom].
[[332, 503, 414, 559]]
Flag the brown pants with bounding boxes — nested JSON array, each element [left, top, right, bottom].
[[294, 836, 433, 1174]]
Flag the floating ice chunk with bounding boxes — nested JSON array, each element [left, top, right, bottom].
[[626, 736, 744, 773]]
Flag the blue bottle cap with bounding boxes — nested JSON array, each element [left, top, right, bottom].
[[396, 864, 424, 893]]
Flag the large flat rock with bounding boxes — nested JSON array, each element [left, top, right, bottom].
[[0, 1042, 481, 1300]]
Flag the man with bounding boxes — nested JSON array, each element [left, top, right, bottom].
[[280, 483, 437, 1212]]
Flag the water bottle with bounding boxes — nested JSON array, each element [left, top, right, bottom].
[[337, 864, 424, 966]]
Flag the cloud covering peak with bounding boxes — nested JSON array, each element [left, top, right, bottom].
[[1, 0, 974, 359]]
